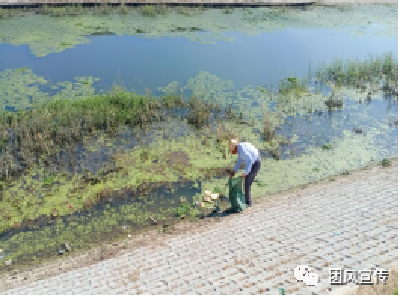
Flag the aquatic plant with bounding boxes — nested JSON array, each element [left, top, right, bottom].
[[141, 5, 157, 17], [176, 5, 194, 16], [43, 175, 55, 186], [278, 77, 308, 97], [381, 158, 391, 167], [322, 143, 334, 150], [155, 4, 168, 15], [315, 53, 398, 94], [223, 7, 234, 14]]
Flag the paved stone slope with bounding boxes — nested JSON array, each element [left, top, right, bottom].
[[1, 163, 397, 294]]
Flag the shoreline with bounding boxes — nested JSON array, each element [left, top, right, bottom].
[[0, 156, 397, 292], [0, 1, 397, 6]]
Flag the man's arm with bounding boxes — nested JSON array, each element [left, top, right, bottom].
[[234, 157, 242, 173], [233, 145, 242, 173]]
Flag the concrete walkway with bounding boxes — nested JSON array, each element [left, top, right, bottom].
[[0, 161, 398, 294]]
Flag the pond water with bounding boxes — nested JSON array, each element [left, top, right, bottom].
[[0, 26, 397, 94], [0, 4, 398, 268]]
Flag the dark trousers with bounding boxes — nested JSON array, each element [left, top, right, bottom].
[[245, 154, 261, 205]]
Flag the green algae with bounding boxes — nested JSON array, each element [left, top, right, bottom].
[[0, 196, 177, 269], [0, 52, 397, 269], [0, 68, 98, 111]]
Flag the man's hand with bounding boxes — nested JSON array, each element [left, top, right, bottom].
[[242, 173, 246, 179], [231, 170, 235, 178]]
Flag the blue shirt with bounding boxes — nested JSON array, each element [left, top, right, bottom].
[[233, 142, 259, 176]]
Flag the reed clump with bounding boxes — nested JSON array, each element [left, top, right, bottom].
[[278, 76, 308, 97], [0, 90, 188, 182], [186, 96, 226, 129], [316, 53, 398, 96], [0, 89, 239, 182]]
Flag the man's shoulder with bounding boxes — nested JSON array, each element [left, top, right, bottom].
[[241, 142, 255, 149]]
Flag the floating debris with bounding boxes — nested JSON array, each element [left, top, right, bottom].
[[203, 196, 212, 202], [210, 193, 219, 201], [149, 216, 158, 225], [64, 242, 71, 251]]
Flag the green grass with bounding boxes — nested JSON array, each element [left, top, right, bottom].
[[393, 289, 398, 295]]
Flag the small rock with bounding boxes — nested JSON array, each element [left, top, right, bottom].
[[5, 259, 12, 266], [121, 225, 127, 230], [394, 120, 398, 126], [59, 249, 65, 255], [204, 190, 211, 197], [14, 270, 18, 274], [128, 234, 131, 238], [353, 128, 362, 134], [200, 202, 205, 208]]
